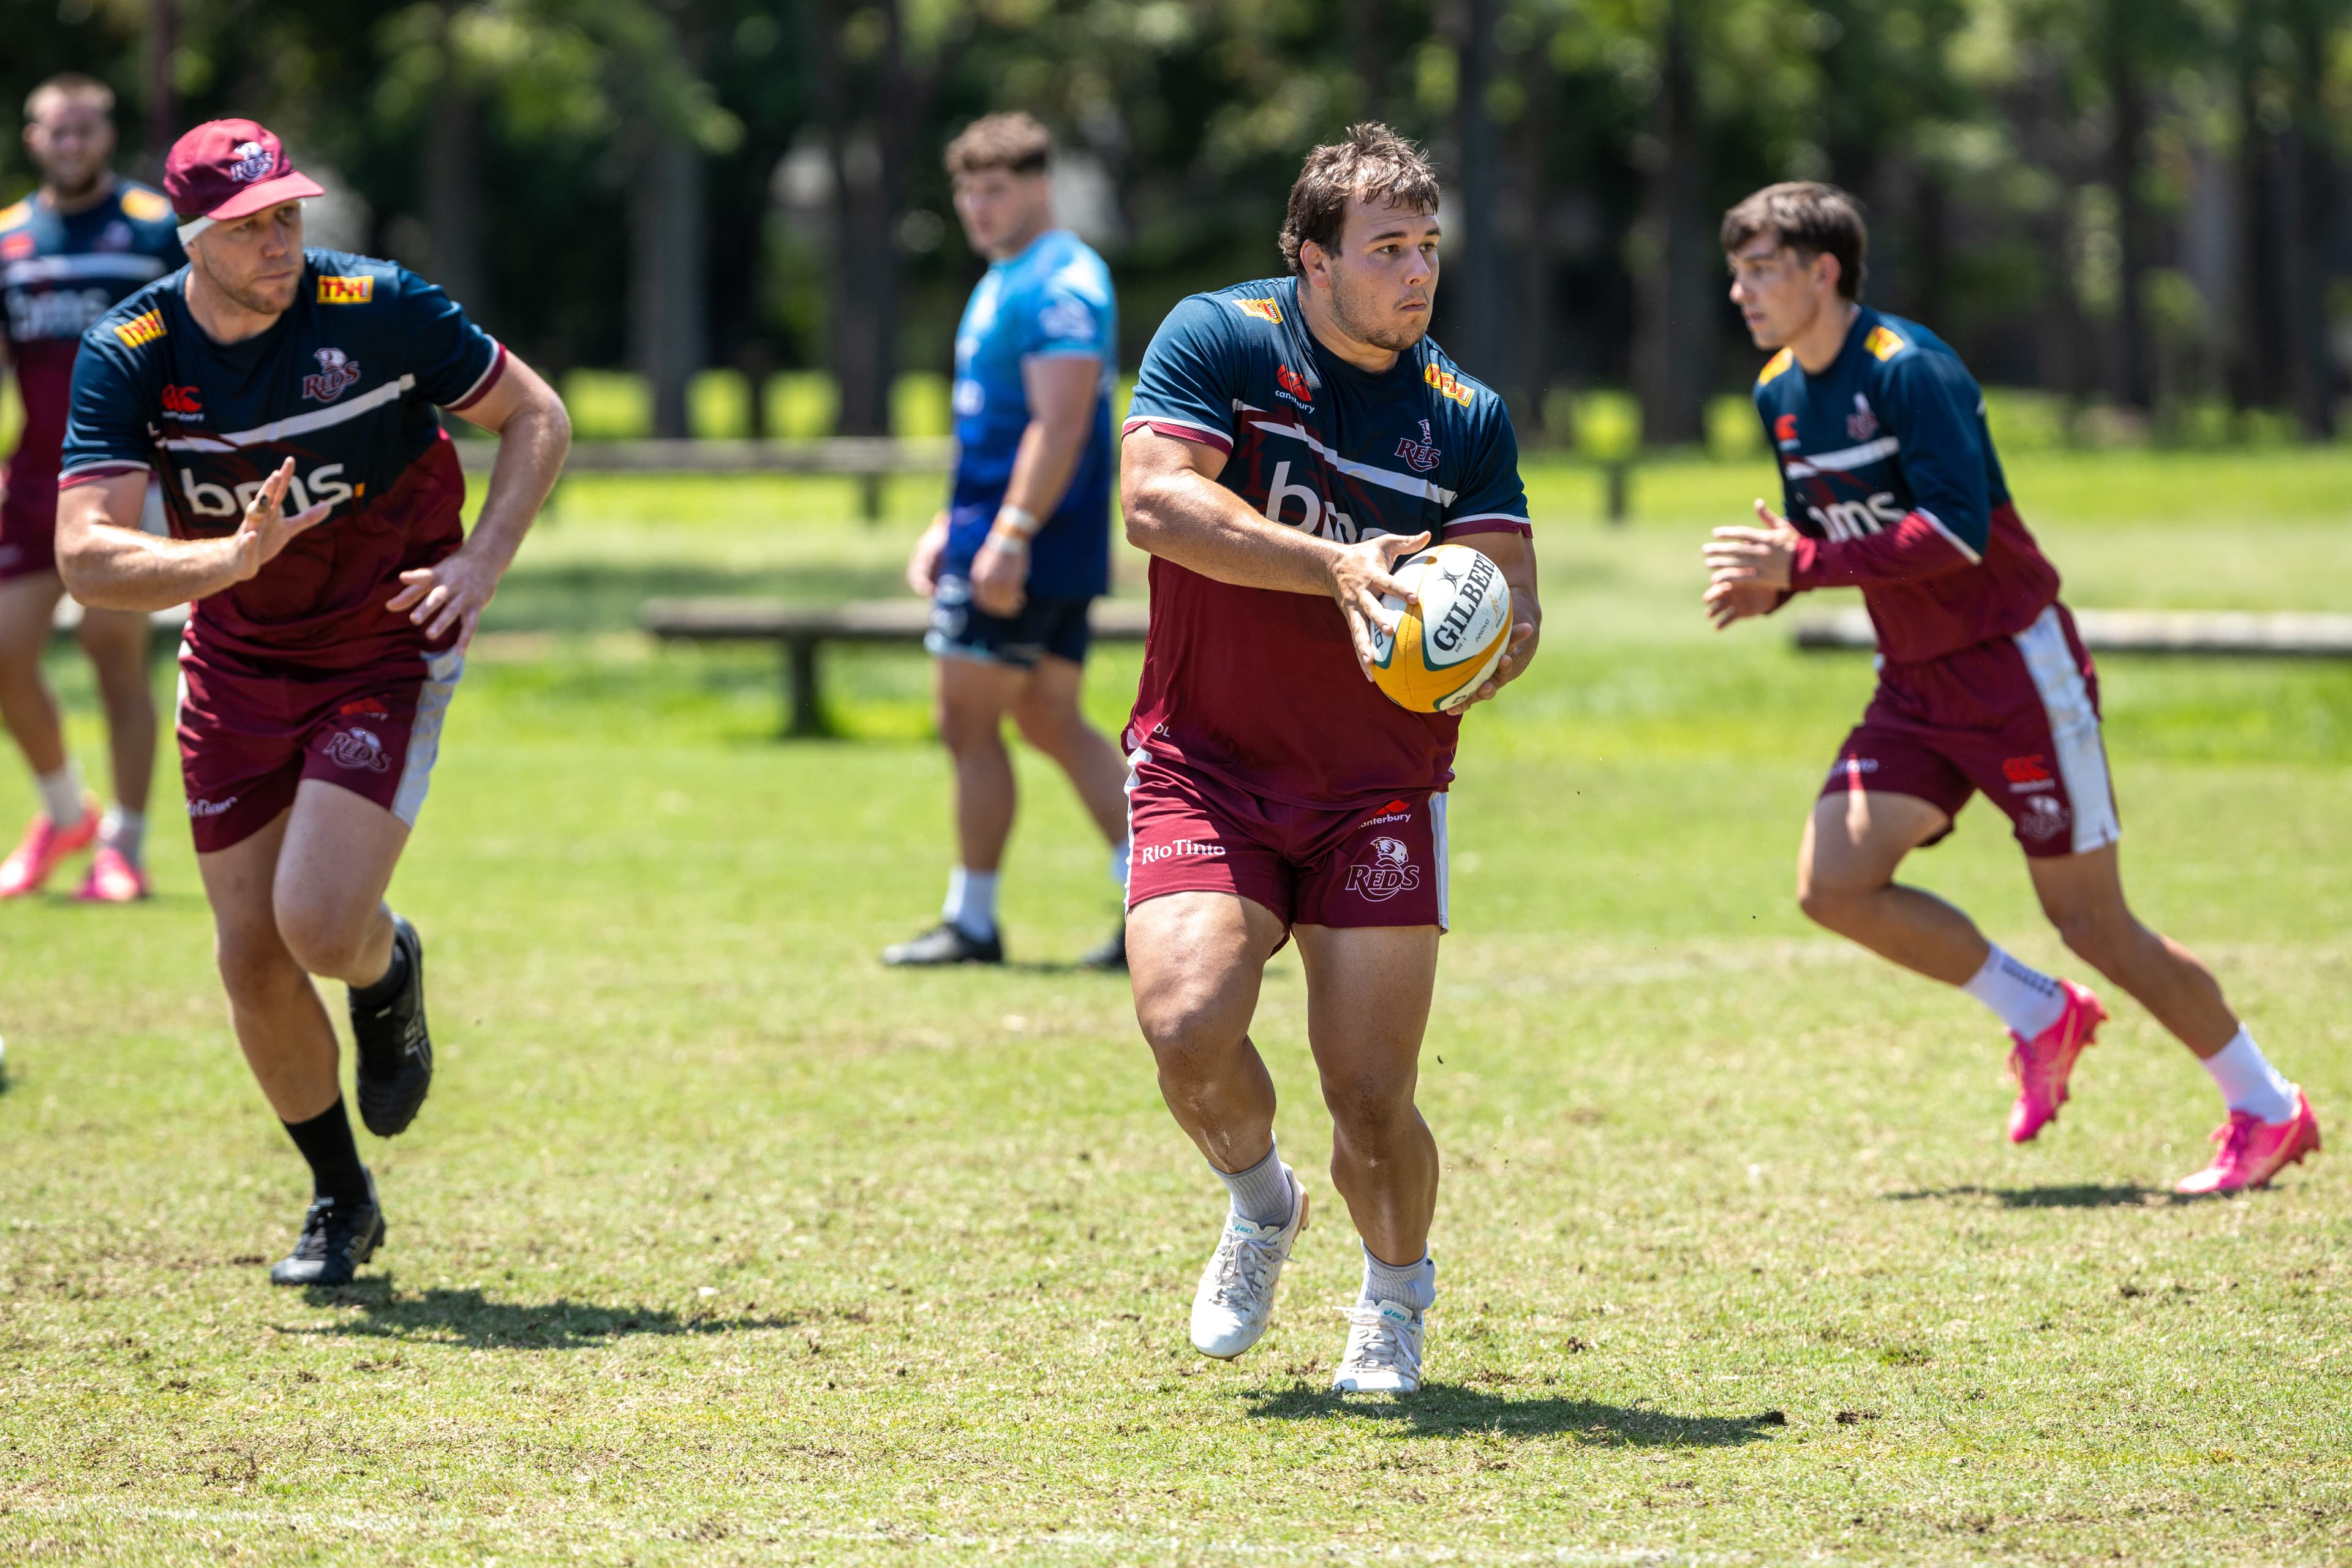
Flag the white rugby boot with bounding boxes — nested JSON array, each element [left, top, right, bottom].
[[1331, 1298, 1425, 1393], [1187, 1164, 1308, 1359]]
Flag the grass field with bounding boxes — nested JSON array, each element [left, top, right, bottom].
[[2, 450, 2350, 1565]]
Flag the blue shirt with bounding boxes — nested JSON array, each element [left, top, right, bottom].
[[1120, 276, 1531, 806], [945, 228, 1115, 600]]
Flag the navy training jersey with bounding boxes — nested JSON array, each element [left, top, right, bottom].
[[61, 249, 505, 671], [1121, 276, 1531, 808], [946, 227, 1116, 599], [1754, 306, 2059, 663], [0, 180, 184, 536]]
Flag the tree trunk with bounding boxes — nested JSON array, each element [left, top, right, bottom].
[[1634, 0, 1708, 447], [1448, 0, 1509, 387], [2103, 17, 2152, 410], [2283, 13, 2336, 439], [632, 132, 707, 439], [425, 83, 488, 321], [1511, 21, 1559, 431], [1349, 0, 1384, 113], [2231, 59, 2282, 412], [144, 0, 176, 178], [816, 0, 908, 438]]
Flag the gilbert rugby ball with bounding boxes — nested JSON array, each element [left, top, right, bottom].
[[1367, 541, 1513, 713]]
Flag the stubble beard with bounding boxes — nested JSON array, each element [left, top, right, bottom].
[[195, 251, 295, 318], [1329, 275, 1431, 356]]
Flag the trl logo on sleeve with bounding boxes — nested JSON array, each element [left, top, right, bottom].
[[1344, 836, 1421, 902], [301, 347, 362, 403], [1423, 364, 1472, 407], [1395, 419, 1441, 473], [317, 274, 375, 305]]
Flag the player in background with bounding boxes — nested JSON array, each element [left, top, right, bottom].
[[0, 75, 183, 901], [1120, 125, 1539, 1392], [55, 121, 570, 1283], [888, 114, 1128, 969], [1704, 183, 2318, 1196]]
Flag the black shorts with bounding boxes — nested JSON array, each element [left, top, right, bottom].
[[925, 574, 1093, 668]]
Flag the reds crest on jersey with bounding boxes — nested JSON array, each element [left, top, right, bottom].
[[1395, 418, 1441, 473], [301, 347, 362, 403], [1344, 836, 1422, 901]]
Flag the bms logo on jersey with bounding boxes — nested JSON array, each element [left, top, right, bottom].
[[7, 287, 110, 341], [178, 462, 357, 519], [1806, 491, 1908, 542]]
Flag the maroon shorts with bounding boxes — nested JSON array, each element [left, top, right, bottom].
[[1125, 747, 1449, 938], [0, 475, 166, 582], [1823, 603, 2120, 859], [178, 643, 464, 854]]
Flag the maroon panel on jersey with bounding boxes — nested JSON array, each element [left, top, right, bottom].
[[1125, 748, 1447, 938], [181, 434, 466, 674], [0, 342, 75, 579], [1811, 502, 2062, 665]]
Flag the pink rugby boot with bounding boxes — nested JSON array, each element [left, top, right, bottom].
[[2176, 1091, 2321, 1196], [0, 794, 101, 899], [2007, 979, 2109, 1144], [74, 845, 151, 903]]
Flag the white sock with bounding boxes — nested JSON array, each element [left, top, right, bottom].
[[34, 763, 84, 828], [101, 806, 145, 866], [1361, 1246, 1438, 1313], [1110, 839, 1131, 892], [941, 866, 998, 941], [2202, 1028, 2297, 1124], [1961, 944, 2067, 1039]]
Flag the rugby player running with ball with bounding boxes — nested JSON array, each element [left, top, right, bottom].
[[0, 75, 184, 901], [1119, 125, 1539, 1392], [55, 121, 570, 1284], [1704, 183, 2318, 1194]]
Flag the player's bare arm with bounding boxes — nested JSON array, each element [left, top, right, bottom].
[[1457, 529, 1541, 706], [1121, 426, 1422, 679], [385, 353, 570, 650], [57, 457, 329, 611], [968, 353, 1100, 617], [1702, 498, 1801, 629]]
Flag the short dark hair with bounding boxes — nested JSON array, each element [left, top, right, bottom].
[[25, 72, 115, 124], [944, 113, 1052, 178], [1721, 182, 1868, 301], [1278, 122, 1441, 276]]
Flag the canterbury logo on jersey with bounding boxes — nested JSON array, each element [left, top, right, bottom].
[[114, 307, 166, 348], [1423, 364, 1472, 407], [178, 463, 360, 519], [317, 274, 374, 304]]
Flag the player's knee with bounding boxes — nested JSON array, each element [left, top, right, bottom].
[[1319, 1065, 1417, 1139], [2051, 905, 2132, 972], [1136, 992, 1241, 1080], [214, 925, 304, 1003], [273, 901, 374, 980], [1796, 879, 1858, 931], [935, 698, 1005, 756]]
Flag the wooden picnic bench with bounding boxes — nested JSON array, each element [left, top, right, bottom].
[[1795, 606, 2352, 658], [640, 595, 1153, 736], [453, 436, 956, 521]]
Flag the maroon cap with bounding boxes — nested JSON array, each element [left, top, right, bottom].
[[164, 119, 325, 239]]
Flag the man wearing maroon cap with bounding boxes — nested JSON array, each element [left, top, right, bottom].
[[54, 119, 572, 1287], [0, 74, 184, 903]]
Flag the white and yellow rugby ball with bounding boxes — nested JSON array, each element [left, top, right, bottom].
[[1367, 542, 1513, 714]]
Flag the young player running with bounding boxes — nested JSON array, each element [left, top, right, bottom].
[[1120, 125, 1539, 1392], [1703, 183, 2318, 1196], [887, 115, 1128, 969], [54, 121, 570, 1283], [0, 75, 184, 900]]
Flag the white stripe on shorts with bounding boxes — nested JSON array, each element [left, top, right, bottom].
[[391, 647, 465, 827], [1431, 790, 1450, 933], [2011, 605, 2120, 855]]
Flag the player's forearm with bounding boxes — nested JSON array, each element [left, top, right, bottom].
[[461, 398, 570, 575], [1124, 465, 1351, 598], [58, 502, 242, 611], [1000, 414, 1088, 524]]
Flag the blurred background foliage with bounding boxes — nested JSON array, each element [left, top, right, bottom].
[[6, 0, 2352, 447]]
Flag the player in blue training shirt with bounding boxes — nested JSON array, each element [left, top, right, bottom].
[[1704, 183, 2318, 1196], [888, 114, 1129, 969], [54, 121, 571, 1286], [0, 75, 184, 902], [1118, 126, 1540, 1393]]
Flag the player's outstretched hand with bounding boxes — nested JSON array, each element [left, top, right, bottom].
[[1458, 620, 1539, 707], [1330, 530, 1428, 682], [1703, 575, 1783, 630], [228, 458, 331, 582], [1704, 500, 1801, 589], [388, 548, 502, 655]]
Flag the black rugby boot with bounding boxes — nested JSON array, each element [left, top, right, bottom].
[[1076, 918, 1127, 971], [351, 913, 432, 1137], [268, 1170, 386, 1287], [881, 921, 1004, 966]]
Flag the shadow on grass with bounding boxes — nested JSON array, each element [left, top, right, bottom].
[[287, 1283, 802, 1347], [1882, 1183, 2173, 1208], [1241, 1385, 1785, 1447]]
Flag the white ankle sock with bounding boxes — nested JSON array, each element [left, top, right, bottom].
[[1110, 839, 1131, 892], [101, 806, 144, 865], [1962, 944, 2067, 1039], [1361, 1246, 1437, 1313], [34, 763, 84, 828], [2202, 1028, 2297, 1124], [941, 866, 998, 940]]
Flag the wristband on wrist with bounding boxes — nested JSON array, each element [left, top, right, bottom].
[[985, 529, 1030, 554], [994, 505, 1041, 540]]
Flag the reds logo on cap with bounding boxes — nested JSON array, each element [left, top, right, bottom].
[[164, 119, 325, 245]]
